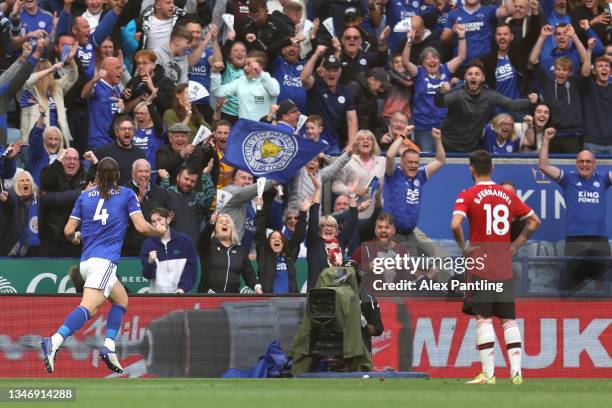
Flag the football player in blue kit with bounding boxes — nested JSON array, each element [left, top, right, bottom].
[[40, 158, 165, 374]]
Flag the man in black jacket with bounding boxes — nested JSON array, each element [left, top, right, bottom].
[[435, 60, 538, 152], [87, 116, 146, 186], [39, 148, 90, 257], [235, 0, 298, 60]]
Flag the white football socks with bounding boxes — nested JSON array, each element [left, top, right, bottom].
[[476, 318, 495, 378], [503, 320, 522, 377], [51, 333, 64, 352], [104, 337, 116, 352]]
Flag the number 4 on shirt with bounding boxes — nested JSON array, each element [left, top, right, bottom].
[[94, 199, 110, 225]]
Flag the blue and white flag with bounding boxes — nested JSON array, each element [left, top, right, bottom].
[[222, 119, 327, 183]]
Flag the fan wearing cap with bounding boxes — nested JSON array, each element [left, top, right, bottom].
[[300, 45, 358, 153], [156, 122, 203, 185], [347, 68, 391, 137], [275, 99, 301, 134]]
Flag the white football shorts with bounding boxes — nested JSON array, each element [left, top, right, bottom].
[[80, 258, 118, 298]]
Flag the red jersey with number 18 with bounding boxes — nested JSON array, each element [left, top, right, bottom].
[[453, 181, 534, 280]]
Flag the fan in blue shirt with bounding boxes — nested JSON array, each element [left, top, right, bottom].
[[480, 116, 531, 155], [271, 43, 307, 112], [539, 130, 612, 290], [82, 57, 123, 149], [441, 0, 514, 64]]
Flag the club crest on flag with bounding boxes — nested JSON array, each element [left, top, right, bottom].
[[242, 130, 298, 174]]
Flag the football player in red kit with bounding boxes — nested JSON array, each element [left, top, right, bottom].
[[451, 150, 541, 385]]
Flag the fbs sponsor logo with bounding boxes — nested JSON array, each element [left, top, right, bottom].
[[0, 275, 17, 293]]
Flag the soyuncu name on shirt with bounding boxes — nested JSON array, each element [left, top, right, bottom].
[[578, 191, 600, 203], [474, 189, 512, 205], [87, 189, 121, 198]]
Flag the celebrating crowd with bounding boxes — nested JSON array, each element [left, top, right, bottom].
[[0, 0, 611, 294]]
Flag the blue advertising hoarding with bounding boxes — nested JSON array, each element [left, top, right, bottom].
[[417, 161, 612, 241]]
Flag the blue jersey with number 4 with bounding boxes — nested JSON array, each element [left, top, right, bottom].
[[70, 187, 142, 263]]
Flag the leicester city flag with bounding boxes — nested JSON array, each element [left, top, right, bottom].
[[222, 119, 327, 182]]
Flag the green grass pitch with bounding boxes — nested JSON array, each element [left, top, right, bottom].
[[1, 378, 611, 408]]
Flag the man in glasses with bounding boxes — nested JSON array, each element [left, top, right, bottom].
[[339, 25, 387, 85], [85, 116, 145, 187]]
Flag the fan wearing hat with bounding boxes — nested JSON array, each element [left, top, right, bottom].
[[300, 45, 358, 153], [156, 122, 203, 185], [347, 68, 392, 137], [275, 99, 301, 134]]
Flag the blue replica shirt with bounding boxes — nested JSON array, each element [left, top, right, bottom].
[[20, 9, 53, 35], [70, 187, 142, 264], [187, 47, 213, 106], [134, 127, 165, 170], [481, 124, 521, 154], [556, 171, 612, 237], [87, 79, 122, 149], [273, 255, 290, 293], [445, 5, 499, 63], [433, 3, 455, 34], [270, 56, 306, 112], [495, 56, 520, 99], [78, 44, 94, 73], [383, 164, 428, 232], [386, 0, 429, 50], [306, 77, 355, 152], [412, 64, 451, 130]]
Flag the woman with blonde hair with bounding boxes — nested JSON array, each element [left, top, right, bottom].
[[20, 45, 78, 149], [481, 113, 534, 154], [197, 213, 262, 294], [0, 170, 40, 256], [332, 129, 386, 220], [28, 106, 65, 185], [133, 100, 165, 169]]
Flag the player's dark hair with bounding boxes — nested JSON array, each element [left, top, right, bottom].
[[376, 212, 395, 227], [96, 157, 120, 199], [469, 150, 493, 176]]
